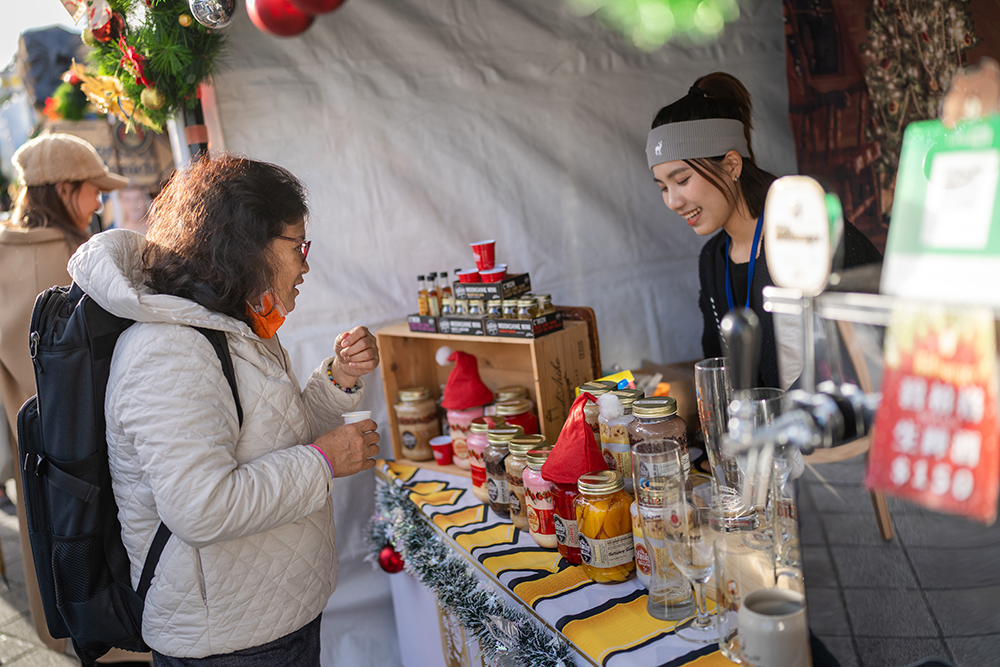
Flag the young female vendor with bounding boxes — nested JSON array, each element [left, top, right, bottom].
[[646, 72, 883, 389]]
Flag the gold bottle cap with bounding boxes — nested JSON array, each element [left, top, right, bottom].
[[577, 470, 625, 495], [487, 299, 503, 307], [611, 389, 644, 409], [632, 397, 678, 418], [525, 446, 553, 468], [487, 425, 525, 445], [398, 387, 431, 402], [470, 416, 506, 433], [509, 434, 547, 456], [579, 380, 616, 397], [495, 398, 531, 416], [495, 385, 528, 402]]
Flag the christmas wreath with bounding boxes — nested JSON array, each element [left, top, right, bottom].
[[74, 0, 228, 132]]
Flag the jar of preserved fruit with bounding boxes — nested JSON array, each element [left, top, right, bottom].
[[575, 470, 635, 584], [599, 390, 640, 492], [534, 294, 555, 315], [516, 298, 539, 320], [628, 397, 689, 492], [447, 406, 486, 470], [484, 426, 524, 516], [506, 435, 544, 531], [393, 387, 440, 461], [523, 447, 557, 549], [578, 381, 616, 440], [494, 398, 539, 435], [502, 301, 518, 319], [486, 299, 503, 318], [467, 416, 505, 503], [552, 482, 582, 564]]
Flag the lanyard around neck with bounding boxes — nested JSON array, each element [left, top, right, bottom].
[[725, 212, 765, 312]]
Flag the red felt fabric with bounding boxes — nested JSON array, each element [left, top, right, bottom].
[[541, 392, 608, 485], [441, 350, 495, 410]]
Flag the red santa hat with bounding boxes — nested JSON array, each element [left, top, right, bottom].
[[441, 350, 495, 410], [541, 392, 608, 485]]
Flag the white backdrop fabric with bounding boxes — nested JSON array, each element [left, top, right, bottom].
[[210, 0, 795, 663]]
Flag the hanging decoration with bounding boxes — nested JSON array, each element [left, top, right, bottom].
[[246, 0, 315, 37], [562, 0, 741, 52], [42, 70, 94, 122], [377, 544, 406, 573], [367, 479, 576, 667], [64, 0, 227, 132], [860, 0, 979, 215]]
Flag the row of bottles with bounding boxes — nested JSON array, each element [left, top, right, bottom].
[[417, 272, 455, 316]]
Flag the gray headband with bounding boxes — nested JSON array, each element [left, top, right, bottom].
[[646, 118, 750, 169]]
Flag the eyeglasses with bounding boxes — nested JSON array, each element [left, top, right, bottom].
[[277, 236, 311, 263]]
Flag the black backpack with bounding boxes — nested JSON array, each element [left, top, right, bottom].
[[16, 283, 243, 665]]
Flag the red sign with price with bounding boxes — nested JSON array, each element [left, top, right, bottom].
[[867, 308, 999, 525]]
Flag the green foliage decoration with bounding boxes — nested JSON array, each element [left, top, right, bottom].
[[51, 81, 91, 121], [87, 0, 225, 131], [565, 0, 741, 51]]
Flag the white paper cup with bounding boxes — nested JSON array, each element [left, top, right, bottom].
[[342, 411, 372, 425], [737, 588, 811, 667]]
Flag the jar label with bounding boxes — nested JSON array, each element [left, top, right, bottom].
[[528, 506, 555, 535], [578, 533, 635, 568], [487, 475, 508, 505], [553, 514, 579, 548], [470, 462, 487, 487], [525, 486, 553, 508], [634, 541, 652, 575], [602, 445, 632, 479], [509, 490, 522, 516], [452, 439, 469, 458], [636, 452, 691, 480], [401, 431, 417, 450]]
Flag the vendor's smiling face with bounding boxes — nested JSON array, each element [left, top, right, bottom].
[[653, 158, 738, 237]]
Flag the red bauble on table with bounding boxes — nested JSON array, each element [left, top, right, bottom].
[[289, 0, 347, 14], [378, 545, 405, 574], [246, 0, 314, 37]]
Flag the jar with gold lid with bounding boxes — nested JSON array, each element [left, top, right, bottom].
[[628, 397, 689, 489], [486, 299, 503, 318], [467, 299, 484, 317], [599, 389, 643, 492], [501, 301, 518, 319], [534, 294, 555, 315], [522, 446, 557, 548], [506, 435, 545, 531], [454, 299, 467, 316], [467, 416, 505, 503], [494, 398, 539, 435], [574, 470, 635, 583], [516, 298, 540, 320], [578, 381, 617, 440], [393, 387, 440, 461], [484, 426, 525, 516]]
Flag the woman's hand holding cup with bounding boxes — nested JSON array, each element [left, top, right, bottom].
[[314, 419, 380, 477], [330, 326, 379, 388]]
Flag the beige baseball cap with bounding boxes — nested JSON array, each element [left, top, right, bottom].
[[12, 133, 129, 191]]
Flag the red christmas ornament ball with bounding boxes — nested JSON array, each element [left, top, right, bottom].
[[378, 545, 405, 574], [289, 0, 347, 14], [91, 12, 125, 43], [246, 0, 314, 37]]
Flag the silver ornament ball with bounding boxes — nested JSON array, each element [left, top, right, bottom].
[[189, 0, 236, 28]]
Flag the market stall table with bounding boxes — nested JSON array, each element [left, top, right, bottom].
[[377, 460, 734, 667]]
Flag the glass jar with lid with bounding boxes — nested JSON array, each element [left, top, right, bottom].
[[551, 481, 582, 564], [506, 435, 545, 531], [486, 299, 503, 318], [494, 398, 539, 435], [467, 416, 505, 503], [578, 381, 618, 439], [440, 297, 453, 317], [522, 446, 557, 549], [574, 470, 635, 584], [392, 387, 440, 461], [516, 298, 540, 320], [501, 301, 518, 319], [628, 397, 689, 493], [484, 426, 524, 516], [447, 405, 485, 470], [599, 389, 643, 492], [495, 385, 533, 412], [454, 299, 467, 316], [534, 294, 555, 315], [467, 299, 484, 317]]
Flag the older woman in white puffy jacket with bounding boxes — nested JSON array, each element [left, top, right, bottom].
[[68, 155, 381, 666]]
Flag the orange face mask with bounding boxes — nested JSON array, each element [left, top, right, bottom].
[[246, 289, 288, 339]]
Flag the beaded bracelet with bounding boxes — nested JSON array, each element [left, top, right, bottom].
[[327, 360, 361, 394]]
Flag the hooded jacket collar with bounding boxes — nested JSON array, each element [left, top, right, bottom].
[[69, 229, 255, 338]]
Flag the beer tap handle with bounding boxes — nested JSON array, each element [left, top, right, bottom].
[[720, 309, 761, 392]]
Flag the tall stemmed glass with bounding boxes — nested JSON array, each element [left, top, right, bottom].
[[663, 468, 717, 644]]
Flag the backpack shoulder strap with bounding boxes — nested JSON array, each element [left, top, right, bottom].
[[136, 327, 244, 600]]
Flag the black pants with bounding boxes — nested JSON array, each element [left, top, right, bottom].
[[152, 615, 321, 667]]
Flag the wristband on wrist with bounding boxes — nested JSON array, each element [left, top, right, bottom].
[[307, 444, 335, 478], [326, 360, 361, 393]]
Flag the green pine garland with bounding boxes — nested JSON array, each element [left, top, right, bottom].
[[87, 0, 225, 131], [51, 81, 90, 121], [367, 480, 577, 667]]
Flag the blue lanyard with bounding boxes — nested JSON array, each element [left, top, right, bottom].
[[725, 213, 765, 312]]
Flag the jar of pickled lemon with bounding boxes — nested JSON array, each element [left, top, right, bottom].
[[574, 470, 635, 583]]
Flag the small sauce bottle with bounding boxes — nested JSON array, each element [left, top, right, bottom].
[[417, 275, 429, 316]]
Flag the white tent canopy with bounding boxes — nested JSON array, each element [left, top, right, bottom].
[[209, 0, 794, 662]]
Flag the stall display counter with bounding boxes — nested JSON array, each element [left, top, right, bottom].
[[379, 459, 732, 667]]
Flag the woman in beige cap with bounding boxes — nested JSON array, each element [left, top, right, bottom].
[[0, 133, 128, 655]]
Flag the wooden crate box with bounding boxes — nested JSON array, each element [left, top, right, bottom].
[[376, 320, 595, 477]]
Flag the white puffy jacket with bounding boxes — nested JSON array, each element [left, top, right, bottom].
[[69, 230, 362, 658]]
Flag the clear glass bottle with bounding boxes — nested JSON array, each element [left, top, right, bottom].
[[506, 435, 545, 531], [535, 294, 555, 315], [486, 299, 503, 318], [439, 271, 453, 303], [427, 272, 440, 316], [467, 416, 505, 503], [523, 446, 557, 549], [393, 387, 440, 461], [575, 470, 635, 584], [417, 275, 429, 316], [494, 398, 539, 435]]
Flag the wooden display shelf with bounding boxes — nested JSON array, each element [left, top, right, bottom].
[[376, 320, 595, 476]]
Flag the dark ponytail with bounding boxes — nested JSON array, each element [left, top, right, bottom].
[[651, 72, 776, 218]]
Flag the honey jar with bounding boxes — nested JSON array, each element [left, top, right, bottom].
[[393, 387, 440, 461]]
